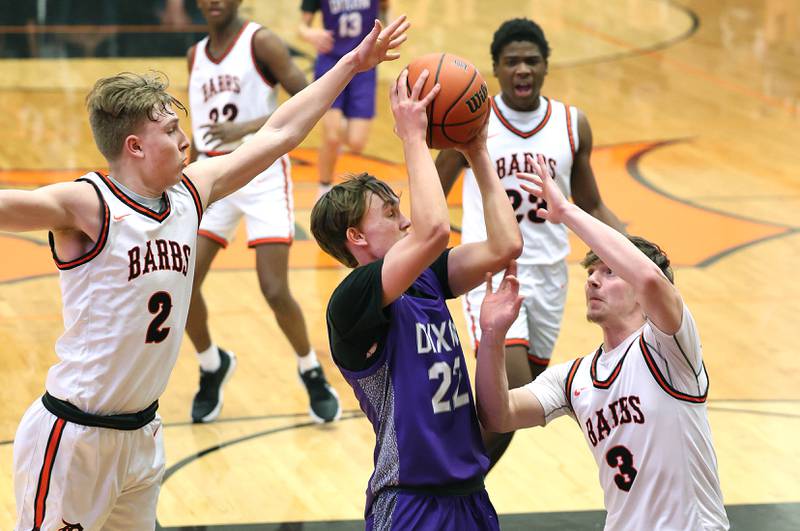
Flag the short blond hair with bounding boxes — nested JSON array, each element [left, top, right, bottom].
[[86, 71, 186, 160]]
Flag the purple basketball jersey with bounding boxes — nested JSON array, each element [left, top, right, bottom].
[[320, 0, 379, 57], [336, 268, 489, 514]]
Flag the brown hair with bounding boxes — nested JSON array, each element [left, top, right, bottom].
[[86, 71, 186, 160], [310, 173, 398, 268], [581, 235, 674, 283]]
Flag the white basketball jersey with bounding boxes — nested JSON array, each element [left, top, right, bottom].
[[461, 95, 578, 265], [189, 22, 277, 154], [527, 306, 729, 530], [46, 172, 203, 415]]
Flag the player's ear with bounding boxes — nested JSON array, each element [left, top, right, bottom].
[[124, 134, 144, 159], [346, 226, 367, 247]]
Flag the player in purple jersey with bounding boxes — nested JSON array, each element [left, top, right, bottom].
[[299, 0, 388, 194], [310, 69, 522, 529]]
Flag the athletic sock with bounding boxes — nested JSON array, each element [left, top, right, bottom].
[[197, 343, 221, 372], [297, 349, 320, 373]]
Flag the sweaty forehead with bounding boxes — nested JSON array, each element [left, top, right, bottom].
[[499, 41, 543, 59]]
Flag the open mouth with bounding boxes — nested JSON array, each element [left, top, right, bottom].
[[513, 83, 533, 98]]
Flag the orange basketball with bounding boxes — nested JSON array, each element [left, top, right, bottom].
[[406, 53, 490, 149]]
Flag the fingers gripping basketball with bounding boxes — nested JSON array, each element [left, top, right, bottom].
[[406, 53, 490, 149]]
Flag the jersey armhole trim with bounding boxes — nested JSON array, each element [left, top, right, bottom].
[[564, 103, 576, 158], [640, 334, 708, 403], [50, 178, 110, 270], [564, 357, 583, 411], [180, 173, 204, 223]]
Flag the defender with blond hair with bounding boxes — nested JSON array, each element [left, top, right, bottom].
[[6, 17, 408, 530]]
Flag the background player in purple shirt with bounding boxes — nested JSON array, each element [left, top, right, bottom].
[[299, 0, 388, 194], [310, 69, 522, 529]]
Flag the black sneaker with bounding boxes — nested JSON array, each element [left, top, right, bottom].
[[191, 348, 237, 423], [299, 365, 341, 423]]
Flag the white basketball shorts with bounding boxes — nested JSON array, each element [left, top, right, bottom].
[[462, 260, 568, 366], [13, 399, 165, 531], [198, 154, 294, 247]]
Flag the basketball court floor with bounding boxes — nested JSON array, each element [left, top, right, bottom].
[[0, 0, 798, 529]]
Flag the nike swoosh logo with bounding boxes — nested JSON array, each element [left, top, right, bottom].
[[113, 214, 131, 221], [574, 387, 588, 397]]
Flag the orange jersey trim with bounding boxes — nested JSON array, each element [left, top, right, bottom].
[[33, 417, 66, 529], [204, 21, 248, 64], [564, 357, 583, 411], [248, 237, 293, 247], [639, 335, 708, 403], [198, 230, 228, 248], [181, 173, 204, 223], [490, 96, 552, 139], [97, 172, 172, 222], [51, 178, 110, 270], [564, 102, 576, 157]]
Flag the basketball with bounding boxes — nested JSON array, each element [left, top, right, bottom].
[[406, 53, 490, 149]]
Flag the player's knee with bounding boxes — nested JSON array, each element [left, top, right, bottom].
[[260, 281, 291, 308], [347, 136, 368, 153]]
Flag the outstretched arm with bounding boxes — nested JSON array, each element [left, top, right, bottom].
[[446, 120, 523, 296], [518, 156, 682, 333], [186, 15, 409, 207], [475, 262, 546, 432]]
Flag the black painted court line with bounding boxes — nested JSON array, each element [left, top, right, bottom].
[[156, 502, 800, 530]]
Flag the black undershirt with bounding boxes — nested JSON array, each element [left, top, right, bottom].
[[327, 249, 454, 371]]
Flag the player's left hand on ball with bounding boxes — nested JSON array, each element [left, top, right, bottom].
[[352, 15, 410, 72], [390, 68, 439, 142]]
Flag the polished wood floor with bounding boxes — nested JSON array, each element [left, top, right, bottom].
[[1, 0, 799, 528]]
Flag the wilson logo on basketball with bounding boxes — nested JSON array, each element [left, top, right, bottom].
[[465, 84, 488, 113]]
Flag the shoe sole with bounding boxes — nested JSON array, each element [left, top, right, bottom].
[[194, 351, 237, 423], [299, 373, 342, 424]]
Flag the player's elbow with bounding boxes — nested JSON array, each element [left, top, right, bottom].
[[424, 222, 451, 252]]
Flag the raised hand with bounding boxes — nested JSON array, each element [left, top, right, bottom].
[[516, 154, 571, 224], [350, 15, 410, 73], [390, 68, 440, 143], [479, 261, 523, 337]]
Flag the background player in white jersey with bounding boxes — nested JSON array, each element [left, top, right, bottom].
[[475, 158, 729, 530], [4, 17, 408, 530], [187, 0, 339, 424], [436, 17, 625, 468]]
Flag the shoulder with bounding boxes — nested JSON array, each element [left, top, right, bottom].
[[329, 260, 383, 312]]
